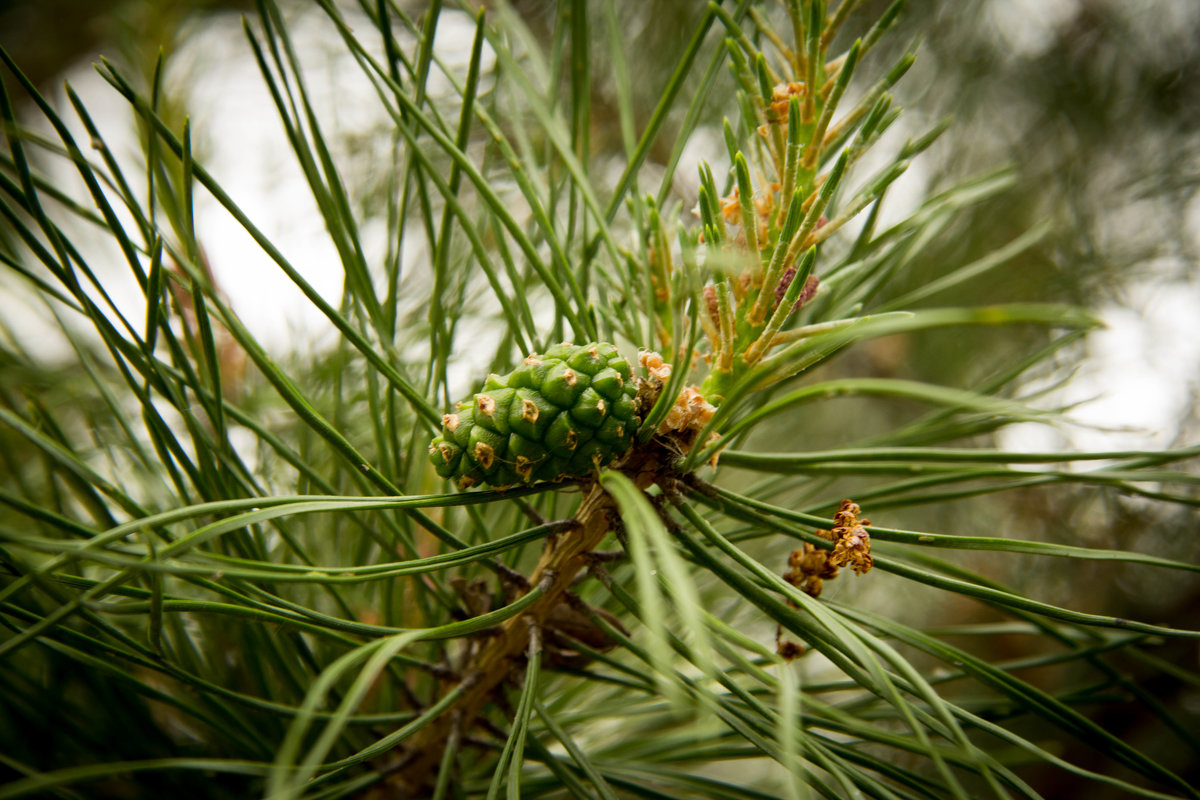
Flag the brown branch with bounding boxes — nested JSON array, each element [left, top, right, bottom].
[[379, 450, 662, 795]]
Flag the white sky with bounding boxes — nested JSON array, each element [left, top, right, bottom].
[[5, 0, 1197, 454]]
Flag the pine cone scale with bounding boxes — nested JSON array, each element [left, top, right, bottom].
[[428, 343, 643, 488]]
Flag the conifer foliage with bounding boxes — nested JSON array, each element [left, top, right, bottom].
[[0, 2, 1197, 799]]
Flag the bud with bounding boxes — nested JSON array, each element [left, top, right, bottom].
[[774, 269, 820, 314]]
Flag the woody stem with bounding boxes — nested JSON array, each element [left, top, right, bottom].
[[384, 453, 660, 794]]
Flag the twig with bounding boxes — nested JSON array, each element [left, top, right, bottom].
[[383, 450, 662, 794]]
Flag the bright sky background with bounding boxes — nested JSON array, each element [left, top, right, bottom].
[[7, 0, 1198, 455]]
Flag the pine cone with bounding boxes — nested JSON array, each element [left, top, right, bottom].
[[428, 343, 642, 488]]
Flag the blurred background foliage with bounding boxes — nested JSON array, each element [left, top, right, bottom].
[[1, 0, 1198, 796]]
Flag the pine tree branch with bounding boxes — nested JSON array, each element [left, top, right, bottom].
[[385, 450, 662, 794]]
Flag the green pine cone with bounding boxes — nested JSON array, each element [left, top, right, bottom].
[[428, 342, 642, 488]]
